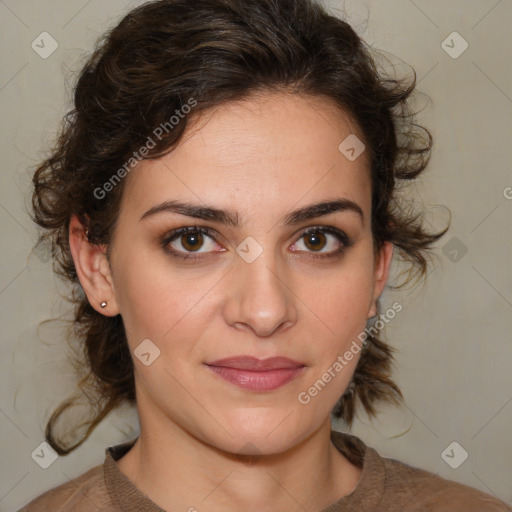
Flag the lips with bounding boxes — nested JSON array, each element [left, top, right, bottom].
[[206, 356, 304, 371], [205, 356, 305, 391]]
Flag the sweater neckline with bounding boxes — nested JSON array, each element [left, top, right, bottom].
[[104, 430, 385, 511]]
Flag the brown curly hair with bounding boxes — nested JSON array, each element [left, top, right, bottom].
[[31, 0, 448, 455]]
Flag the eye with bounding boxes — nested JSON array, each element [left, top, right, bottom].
[[291, 226, 351, 258], [162, 226, 222, 259]]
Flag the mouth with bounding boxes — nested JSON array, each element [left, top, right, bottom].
[[204, 356, 306, 392]]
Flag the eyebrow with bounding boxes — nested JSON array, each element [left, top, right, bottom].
[[140, 198, 364, 226]]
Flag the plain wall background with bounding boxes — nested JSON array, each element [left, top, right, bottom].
[[1, 0, 510, 509]]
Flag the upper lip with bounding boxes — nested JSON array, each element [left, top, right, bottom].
[[205, 356, 305, 371]]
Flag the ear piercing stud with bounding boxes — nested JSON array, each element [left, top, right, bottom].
[[100, 301, 107, 308]]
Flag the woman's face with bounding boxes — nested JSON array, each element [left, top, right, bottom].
[[83, 92, 392, 455]]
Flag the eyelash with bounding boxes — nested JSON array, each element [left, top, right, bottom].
[[160, 225, 353, 262]]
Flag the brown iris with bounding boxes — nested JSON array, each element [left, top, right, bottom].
[[303, 231, 326, 251], [180, 231, 204, 251]]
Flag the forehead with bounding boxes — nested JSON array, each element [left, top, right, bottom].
[[120, 91, 371, 223]]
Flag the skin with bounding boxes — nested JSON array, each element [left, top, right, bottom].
[[69, 91, 393, 512]]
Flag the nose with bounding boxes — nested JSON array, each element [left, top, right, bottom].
[[222, 250, 298, 338]]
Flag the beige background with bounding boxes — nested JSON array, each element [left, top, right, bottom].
[[1, 0, 511, 509]]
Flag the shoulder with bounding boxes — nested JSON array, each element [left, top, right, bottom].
[[17, 463, 112, 512], [331, 431, 511, 512], [376, 448, 512, 511]]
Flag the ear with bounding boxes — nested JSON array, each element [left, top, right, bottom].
[[68, 215, 120, 316], [368, 241, 394, 318]]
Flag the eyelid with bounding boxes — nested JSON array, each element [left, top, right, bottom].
[[295, 225, 351, 247], [162, 225, 220, 255], [289, 225, 352, 259]]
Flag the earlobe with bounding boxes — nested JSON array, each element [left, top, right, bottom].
[[68, 215, 120, 316], [368, 241, 394, 318]]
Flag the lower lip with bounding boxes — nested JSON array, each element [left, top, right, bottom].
[[206, 365, 304, 391]]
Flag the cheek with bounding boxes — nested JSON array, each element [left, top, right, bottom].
[[299, 254, 373, 407], [112, 252, 213, 347], [313, 258, 374, 342]]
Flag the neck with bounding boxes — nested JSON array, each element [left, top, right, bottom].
[[117, 416, 361, 512]]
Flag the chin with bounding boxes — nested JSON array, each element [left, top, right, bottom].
[[200, 410, 315, 457]]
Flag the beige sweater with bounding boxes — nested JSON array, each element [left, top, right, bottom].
[[18, 431, 511, 511]]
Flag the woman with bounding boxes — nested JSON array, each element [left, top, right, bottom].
[[19, 0, 511, 510]]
